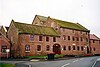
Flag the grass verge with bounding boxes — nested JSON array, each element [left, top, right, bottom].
[[0, 63, 14, 67]]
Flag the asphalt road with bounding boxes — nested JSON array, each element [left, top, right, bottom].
[[1, 56, 100, 67], [23, 56, 100, 67]]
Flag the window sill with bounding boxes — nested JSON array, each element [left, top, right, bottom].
[[25, 51, 30, 52]]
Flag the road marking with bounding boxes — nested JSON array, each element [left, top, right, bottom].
[[73, 60, 79, 62], [61, 63, 70, 67], [92, 58, 100, 67]]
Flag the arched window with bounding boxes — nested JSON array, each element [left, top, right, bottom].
[[25, 45, 30, 52]]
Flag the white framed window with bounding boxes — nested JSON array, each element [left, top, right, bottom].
[[25, 45, 30, 52]]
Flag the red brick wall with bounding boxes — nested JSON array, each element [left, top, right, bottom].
[[90, 39, 100, 55], [0, 35, 10, 58]]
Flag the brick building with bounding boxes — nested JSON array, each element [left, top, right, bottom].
[[7, 15, 92, 57], [0, 26, 10, 58], [90, 34, 100, 55]]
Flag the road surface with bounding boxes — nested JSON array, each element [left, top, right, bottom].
[[23, 56, 100, 67]]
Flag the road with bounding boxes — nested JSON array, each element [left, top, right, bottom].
[[1, 56, 100, 67], [23, 56, 100, 67]]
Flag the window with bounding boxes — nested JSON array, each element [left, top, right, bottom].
[[94, 47, 96, 51], [0, 33, 2, 38], [63, 28, 65, 32], [76, 37, 79, 41], [2, 46, 7, 53], [63, 46, 66, 50], [53, 37, 56, 42], [39, 36, 42, 41], [46, 45, 50, 51], [77, 46, 80, 51], [80, 31, 82, 34], [80, 37, 83, 41], [72, 36, 75, 41], [46, 36, 49, 42], [72, 30, 74, 33], [86, 38, 88, 42], [93, 40, 95, 43], [63, 35, 66, 40], [37, 45, 41, 51], [68, 46, 71, 51], [30, 35, 34, 41], [86, 32, 88, 35], [81, 46, 83, 51], [25, 45, 30, 52], [68, 36, 70, 40], [73, 46, 75, 50]]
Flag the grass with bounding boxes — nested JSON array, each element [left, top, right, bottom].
[[25, 54, 64, 59], [0, 63, 14, 67]]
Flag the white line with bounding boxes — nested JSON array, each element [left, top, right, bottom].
[[61, 63, 70, 67], [73, 60, 79, 62]]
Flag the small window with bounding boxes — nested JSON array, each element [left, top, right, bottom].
[[80, 37, 83, 41], [68, 46, 71, 51], [63, 28, 65, 32], [94, 47, 96, 51], [0, 33, 2, 38], [72, 30, 74, 33], [63, 46, 66, 50], [80, 31, 82, 34], [86, 38, 88, 42], [46, 37, 49, 42], [73, 46, 75, 50], [68, 36, 70, 40], [46, 45, 50, 51], [2, 46, 7, 53], [37, 45, 41, 51], [81, 46, 83, 51], [63, 35, 66, 40], [72, 36, 75, 41], [53, 37, 56, 42], [76, 37, 79, 41], [77, 46, 80, 51], [39, 36, 42, 41], [25, 45, 30, 52], [30, 35, 34, 41], [93, 40, 95, 43]]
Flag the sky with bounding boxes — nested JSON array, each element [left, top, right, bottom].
[[0, 0, 100, 37]]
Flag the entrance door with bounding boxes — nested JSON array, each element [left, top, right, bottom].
[[53, 44, 61, 54]]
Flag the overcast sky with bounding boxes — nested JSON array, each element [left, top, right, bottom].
[[0, 0, 100, 37]]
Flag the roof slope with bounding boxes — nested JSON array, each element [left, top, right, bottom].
[[13, 21, 59, 36], [37, 15, 89, 32], [90, 34, 100, 40], [37, 15, 47, 22], [53, 19, 89, 32]]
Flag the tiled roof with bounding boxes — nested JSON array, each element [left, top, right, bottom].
[[37, 15, 90, 32], [12, 20, 59, 36], [90, 34, 100, 40]]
